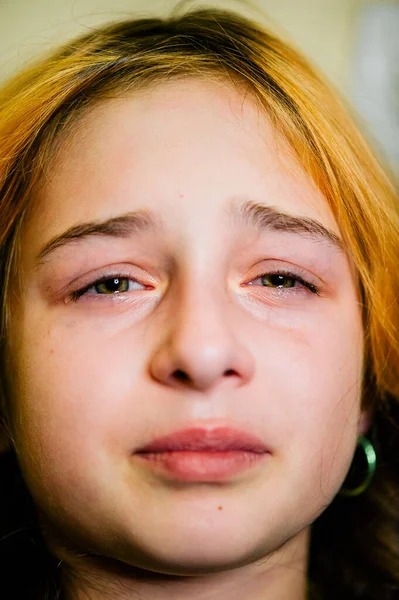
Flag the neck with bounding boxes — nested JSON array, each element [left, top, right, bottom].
[[62, 529, 310, 600]]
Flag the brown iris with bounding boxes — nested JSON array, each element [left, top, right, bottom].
[[95, 277, 129, 294], [261, 274, 296, 288]]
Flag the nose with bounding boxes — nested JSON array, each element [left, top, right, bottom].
[[149, 287, 255, 393]]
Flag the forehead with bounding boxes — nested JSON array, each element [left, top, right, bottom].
[[29, 77, 338, 241]]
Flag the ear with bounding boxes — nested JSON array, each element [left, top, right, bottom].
[[358, 407, 374, 437]]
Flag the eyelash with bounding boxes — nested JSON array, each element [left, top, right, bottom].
[[68, 273, 147, 303], [68, 268, 320, 303], [250, 269, 320, 295]]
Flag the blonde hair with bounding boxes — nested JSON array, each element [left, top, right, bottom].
[[0, 7, 398, 598]]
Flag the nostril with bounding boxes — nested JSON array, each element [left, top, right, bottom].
[[170, 368, 237, 387], [224, 369, 236, 377], [173, 369, 191, 383]]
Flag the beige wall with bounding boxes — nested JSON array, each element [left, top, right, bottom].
[[0, 0, 390, 91]]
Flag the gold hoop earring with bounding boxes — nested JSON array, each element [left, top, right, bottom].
[[339, 436, 376, 497]]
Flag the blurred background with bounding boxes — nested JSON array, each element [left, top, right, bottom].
[[0, 0, 398, 177]]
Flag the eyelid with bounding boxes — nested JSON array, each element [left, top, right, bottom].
[[245, 264, 322, 296], [87, 274, 145, 293], [66, 270, 154, 303], [254, 271, 318, 294], [248, 258, 323, 283]]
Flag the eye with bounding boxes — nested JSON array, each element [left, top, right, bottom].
[[69, 275, 147, 302], [93, 277, 135, 294], [249, 270, 319, 295], [261, 273, 297, 289]]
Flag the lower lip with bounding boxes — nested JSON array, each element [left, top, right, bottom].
[[135, 450, 268, 481]]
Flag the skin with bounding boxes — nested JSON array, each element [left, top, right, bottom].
[[9, 78, 367, 600]]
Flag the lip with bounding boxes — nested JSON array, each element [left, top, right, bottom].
[[134, 426, 270, 481], [135, 426, 269, 453]]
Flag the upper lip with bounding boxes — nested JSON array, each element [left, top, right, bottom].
[[135, 427, 268, 454]]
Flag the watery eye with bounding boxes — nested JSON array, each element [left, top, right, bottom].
[[248, 271, 319, 295], [261, 274, 297, 289], [94, 277, 131, 294]]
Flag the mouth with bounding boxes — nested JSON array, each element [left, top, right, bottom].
[[134, 426, 270, 482]]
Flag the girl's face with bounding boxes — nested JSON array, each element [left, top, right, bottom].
[[12, 78, 365, 574]]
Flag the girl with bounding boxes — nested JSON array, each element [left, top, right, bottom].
[[0, 6, 398, 600]]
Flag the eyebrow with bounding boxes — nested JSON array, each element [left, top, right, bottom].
[[36, 210, 162, 263], [36, 199, 344, 264], [231, 200, 344, 252]]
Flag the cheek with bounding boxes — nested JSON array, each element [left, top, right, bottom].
[[11, 316, 150, 501], [250, 305, 363, 500]]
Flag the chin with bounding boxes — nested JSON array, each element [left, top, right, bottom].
[[120, 529, 284, 576], [121, 547, 264, 577]]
